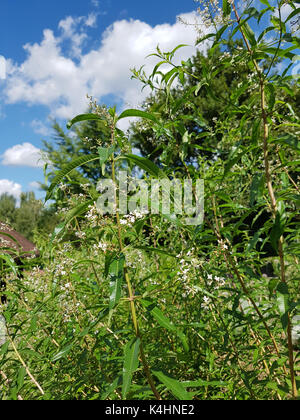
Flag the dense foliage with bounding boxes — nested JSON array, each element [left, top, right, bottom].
[[0, 0, 299, 400], [0, 192, 58, 241]]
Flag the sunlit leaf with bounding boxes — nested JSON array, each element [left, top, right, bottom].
[[122, 337, 140, 398]]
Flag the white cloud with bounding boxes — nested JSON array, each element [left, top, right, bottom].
[[0, 55, 6, 79], [3, 11, 210, 121], [1, 142, 45, 168], [30, 119, 52, 136], [85, 13, 98, 27], [0, 179, 22, 203], [29, 181, 41, 189]]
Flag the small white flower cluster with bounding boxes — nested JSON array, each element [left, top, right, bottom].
[[119, 209, 148, 226], [59, 183, 69, 192], [194, 0, 232, 32], [85, 203, 104, 227], [220, 51, 231, 60], [75, 231, 86, 239], [175, 249, 203, 297], [22, 267, 49, 296], [206, 273, 226, 287], [126, 249, 144, 269], [201, 295, 210, 310], [93, 241, 108, 252], [53, 255, 76, 277], [217, 240, 228, 251], [80, 183, 90, 190]]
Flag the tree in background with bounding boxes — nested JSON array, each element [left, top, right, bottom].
[[42, 104, 114, 198], [0, 194, 17, 225], [129, 41, 299, 171], [0, 191, 58, 241]]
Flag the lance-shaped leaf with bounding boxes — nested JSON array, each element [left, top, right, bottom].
[[66, 113, 107, 129], [223, 0, 231, 17], [45, 154, 99, 202], [152, 371, 193, 400], [122, 337, 140, 398], [116, 154, 166, 178], [270, 211, 285, 253], [51, 199, 95, 241], [118, 108, 160, 124], [142, 302, 189, 352], [0, 254, 18, 276], [52, 343, 74, 362], [107, 253, 125, 309], [98, 146, 115, 175]]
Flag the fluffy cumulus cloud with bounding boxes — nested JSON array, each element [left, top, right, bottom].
[[0, 179, 22, 202], [1, 143, 45, 168], [2, 11, 210, 121]]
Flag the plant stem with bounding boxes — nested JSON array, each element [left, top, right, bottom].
[[110, 123, 161, 400], [7, 330, 45, 396], [231, 1, 298, 399]]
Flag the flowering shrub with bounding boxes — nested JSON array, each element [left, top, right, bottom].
[[0, 0, 299, 400]]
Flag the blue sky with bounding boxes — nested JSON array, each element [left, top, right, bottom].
[[0, 0, 204, 204], [0, 0, 297, 205]]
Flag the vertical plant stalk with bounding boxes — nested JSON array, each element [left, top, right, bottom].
[[211, 199, 283, 362], [231, 1, 297, 398], [109, 122, 161, 400], [260, 82, 297, 398], [6, 330, 45, 396]]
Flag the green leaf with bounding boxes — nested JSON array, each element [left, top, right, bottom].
[[268, 278, 278, 299], [108, 253, 125, 309], [196, 32, 216, 46], [260, 0, 271, 6], [45, 154, 99, 201], [118, 109, 160, 125], [270, 15, 286, 33], [152, 371, 193, 400], [271, 134, 300, 153], [243, 22, 256, 46], [17, 366, 26, 391], [276, 282, 289, 330], [66, 113, 106, 129], [150, 306, 176, 331], [223, 147, 245, 179], [148, 305, 189, 352], [98, 146, 115, 175], [117, 154, 166, 178], [52, 343, 74, 362], [284, 8, 300, 24], [265, 83, 276, 111], [0, 254, 18, 276], [98, 146, 115, 166], [51, 199, 95, 241], [250, 173, 265, 206], [101, 376, 122, 400], [182, 379, 227, 388], [134, 246, 177, 258], [122, 337, 140, 398], [223, 0, 231, 17], [270, 211, 285, 252]]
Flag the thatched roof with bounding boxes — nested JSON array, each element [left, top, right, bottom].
[[0, 222, 39, 259]]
